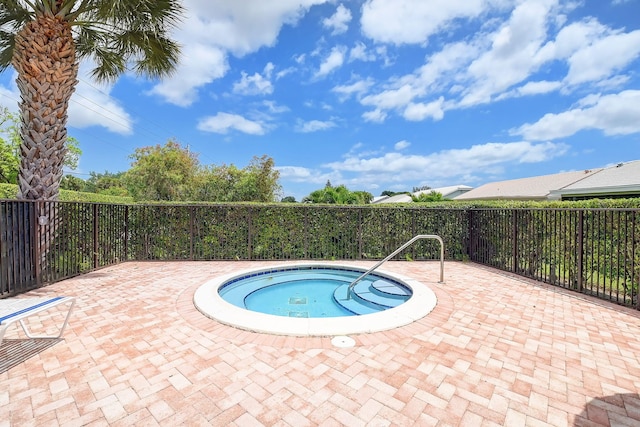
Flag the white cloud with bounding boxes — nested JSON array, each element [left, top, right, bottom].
[[361, 84, 419, 111], [331, 78, 374, 100], [197, 112, 265, 135], [279, 139, 568, 194], [403, 97, 445, 121], [394, 140, 410, 150], [277, 165, 341, 185], [315, 46, 347, 77], [349, 42, 377, 62], [69, 64, 133, 134], [497, 80, 562, 100], [535, 18, 608, 63], [233, 63, 275, 95], [324, 141, 568, 183], [514, 90, 640, 140], [182, 0, 327, 55], [277, 165, 313, 179], [362, 109, 387, 123], [276, 67, 296, 79], [262, 100, 290, 114], [356, 0, 640, 124], [149, 0, 329, 106], [148, 43, 228, 106], [458, 0, 557, 107], [322, 4, 352, 35], [295, 119, 337, 133], [564, 29, 640, 85], [360, 0, 501, 45], [356, 41, 476, 121], [70, 88, 133, 135]]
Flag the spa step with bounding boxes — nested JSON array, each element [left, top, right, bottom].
[[333, 281, 409, 315], [332, 285, 380, 315], [370, 279, 411, 300], [350, 281, 408, 309]]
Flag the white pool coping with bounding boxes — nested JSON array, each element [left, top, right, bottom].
[[193, 263, 438, 337]]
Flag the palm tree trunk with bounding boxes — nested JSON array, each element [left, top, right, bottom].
[[12, 15, 78, 282], [12, 14, 78, 201]]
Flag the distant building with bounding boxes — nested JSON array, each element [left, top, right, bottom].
[[551, 160, 640, 200], [373, 185, 472, 204], [453, 160, 640, 201]]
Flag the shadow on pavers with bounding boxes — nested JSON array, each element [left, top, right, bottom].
[[0, 338, 62, 374], [574, 393, 640, 426]]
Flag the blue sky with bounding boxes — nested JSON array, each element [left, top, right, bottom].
[[1, 0, 640, 201]]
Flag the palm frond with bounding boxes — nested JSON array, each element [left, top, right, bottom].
[[76, 0, 184, 82], [0, 1, 34, 27], [3, 0, 183, 81], [0, 1, 33, 70], [0, 32, 16, 70], [130, 35, 181, 79]]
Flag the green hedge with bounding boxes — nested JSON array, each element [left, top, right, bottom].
[[0, 183, 133, 204], [0, 183, 17, 199], [2, 180, 637, 208], [385, 198, 640, 209]]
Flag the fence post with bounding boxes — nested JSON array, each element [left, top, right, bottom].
[[189, 206, 194, 260], [467, 210, 473, 260], [124, 205, 129, 261], [33, 201, 42, 286], [512, 210, 518, 273], [304, 207, 309, 259], [247, 207, 253, 260], [358, 208, 363, 259], [577, 210, 584, 292], [93, 204, 99, 269]]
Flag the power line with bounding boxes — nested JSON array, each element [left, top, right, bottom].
[[1, 73, 220, 168]]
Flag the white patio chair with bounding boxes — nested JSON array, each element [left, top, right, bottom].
[[0, 297, 75, 345]]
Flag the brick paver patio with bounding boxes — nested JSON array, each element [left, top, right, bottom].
[[1, 261, 639, 426]]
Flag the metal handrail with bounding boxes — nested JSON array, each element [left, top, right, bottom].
[[347, 234, 444, 300]]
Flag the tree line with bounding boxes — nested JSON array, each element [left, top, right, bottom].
[[62, 140, 283, 203]]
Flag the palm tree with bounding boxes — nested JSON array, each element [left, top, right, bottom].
[[0, 0, 183, 200]]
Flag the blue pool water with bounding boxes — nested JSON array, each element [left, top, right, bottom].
[[218, 266, 412, 318]]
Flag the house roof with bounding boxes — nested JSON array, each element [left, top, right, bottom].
[[414, 185, 473, 199], [372, 185, 472, 204], [454, 169, 602, 200], [552, 160, 640, 198], [376, 193, 412, 203]]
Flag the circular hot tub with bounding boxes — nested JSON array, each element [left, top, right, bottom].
[[194, 263, 437, 336]]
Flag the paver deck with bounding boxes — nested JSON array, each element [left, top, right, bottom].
[[1, 261, 639, 426]]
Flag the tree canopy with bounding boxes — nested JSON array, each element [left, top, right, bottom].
[[411, 191, 445, 203], [304, 183, 373, 204], [123, 140, 282, 203]]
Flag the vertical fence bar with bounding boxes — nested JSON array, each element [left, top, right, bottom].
[[631, 212, 640, 310], [93, 204, 99, 270], [615, 210, 622, 303], [33, 201, 41, 286], [247, 207, 253, 260], [124, 205, 129, 261], [189, 205, 194, 261], [512, 210, 518, 274], [577, 210, 584, 293]]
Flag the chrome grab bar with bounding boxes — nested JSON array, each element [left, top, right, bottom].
[[347, 234, 444, 300]]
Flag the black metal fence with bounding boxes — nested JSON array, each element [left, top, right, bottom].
[[2, 201, 638, 310], [469, 209, 640, 308]]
